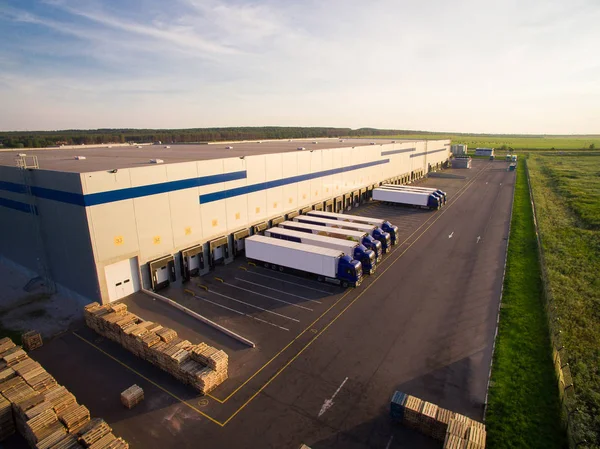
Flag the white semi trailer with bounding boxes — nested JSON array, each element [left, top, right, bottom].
[[382, 184, 447, 204], [305, 210, 399, 245], [373, 187, 440, 210], [264, 226, 376, 274], [245, 235, 363, 288]]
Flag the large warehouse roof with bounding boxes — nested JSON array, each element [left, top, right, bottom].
[[0, 138, 411, 173]]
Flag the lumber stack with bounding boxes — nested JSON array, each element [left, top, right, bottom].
[[390, 391, 486, 448], [84, 302, 229, 394], [22, 332, 44, 352], [120, 385, 144, 409], [0, 338, 128, 449], [0, 395, 15, 440]]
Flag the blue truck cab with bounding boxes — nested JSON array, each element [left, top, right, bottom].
[[434, 190, 447, 204], [337, 255, 363, 288], [362, 235, 382, 262], [380, 221, 399, 245], [354, 244, 376, 274], [372, 227, 392, 254], [427, 194, 441, 210]]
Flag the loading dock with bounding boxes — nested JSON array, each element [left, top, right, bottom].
[[179, 244, 204, 282], [253, 222, 268, 235], [343, 193, 352, 210], [300, 206, 312, 215], [148, 255, 175, 291], [269, 216, 285, 227], [334, 196, 343, 213], [312, 202, 323, 211], [286, 210, 299, 220], [232, 229, 250, 257], [325, 199, 334, 212], [209, 236, 230, 269]]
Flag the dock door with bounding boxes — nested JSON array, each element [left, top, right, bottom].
[[233, 229, 250, 257], [179, 244, 204, 283], [149, 255, 176, 292], [209, 236, 229, 269]]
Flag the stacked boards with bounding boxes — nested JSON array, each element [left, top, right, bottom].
[[120, 386, 143, 410], [0, 337, 129, 449], [22, 332, 43, 352], [390, 391, 486, 448], [84, 302, 229, 395]]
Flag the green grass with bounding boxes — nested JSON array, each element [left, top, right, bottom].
[[485, 162, 566, 449], [527, 153, 600, 446], [357, 133, 600, 150]]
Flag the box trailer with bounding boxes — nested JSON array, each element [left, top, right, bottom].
[[293, 215, 392, 254], [245, 235, 362, 288], [382, 184, 447, 204], [278, 221, 383, 262], [305, 210, 399, 245], [265, 226, 376, 274], [373, 187, 440, 210]]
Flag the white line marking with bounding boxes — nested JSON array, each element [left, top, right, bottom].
[[205, 289, 300, 322], [477, 236, 481, 244], [318, 377, 348, 417], [221, 281, 313, 311], [192, 294, 289, 331], [385, 435, 394, 449], [249, 271, 333, 294], [235, 277, 322, 304], [448, 231, 454, 239]]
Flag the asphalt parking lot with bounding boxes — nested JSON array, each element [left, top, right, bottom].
[[23, 159, 515, 449]]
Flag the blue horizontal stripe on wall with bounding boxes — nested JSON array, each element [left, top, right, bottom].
[[200, 159, 389, 204], [381, 148, 415, 156], [0, 171, 248, 207], [410, 148, 448, 158], [0, 197, 38, 215]]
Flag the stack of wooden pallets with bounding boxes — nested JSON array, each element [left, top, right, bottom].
[[83, 302, 229, 395], [77, 419, 111, 447], [0, 395, 15, 440], [389, 391, 486, 448], [120, 385, 143, 409], [22, 332, 44, 352], [0, 338, 129, 448]]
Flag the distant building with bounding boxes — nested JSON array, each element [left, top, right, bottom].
[[451, 144, 467, 155], [475, 148, 494, 157]]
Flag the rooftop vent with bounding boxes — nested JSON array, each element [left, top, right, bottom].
[[150, 159, 164, 164], [339, 139, 344, 142], [18, 153, 27, 157], [225, 146, 234, 149], [312, 141, 318, 144], [137, 146, 143, 149], [107, 146, 113, 148], [391, 140, 396, 143], [297, 147, 306, 151], [74, 156, 86, 160], [370, 142, 376, 145], [164, 146, 171, 149], [257, 141, 262, 143]]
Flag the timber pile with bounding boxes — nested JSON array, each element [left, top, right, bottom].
[[0, 395, 15, 440], [0, 338, 128, 449], [390, 391, 486, 448], [22, 332, 43, 352], [120, 385, 143, 409], [84, 302, 229, 394]]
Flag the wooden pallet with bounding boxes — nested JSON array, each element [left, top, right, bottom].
[[465, 426, 486, 448], [3, 348, 28, 367], [78, 418, 112, 447], [59, 404, 90, 433], [0, 338, 16, 354], [447, 419, 469, 438], [120, 385, 144, 410], [88, 432, 116, 449], [22, 331, 44, 351], [0, 395, 16, 441], [431, 408, 454, 441], [443, 433, 467, 449]]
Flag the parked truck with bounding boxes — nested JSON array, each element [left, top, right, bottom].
[[278, 221, 383, 262], [305, 210, 399, 245], [265, 226, 377, 274], [293, 215, 392, 254], [373, 187, 441, 210], [245, 235, 362, 288], [382, 184, 447, 204]]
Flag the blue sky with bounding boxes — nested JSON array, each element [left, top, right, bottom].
[[1, 0, 599, 133]]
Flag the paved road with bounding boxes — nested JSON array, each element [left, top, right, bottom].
[[27, 160, 515, 449]]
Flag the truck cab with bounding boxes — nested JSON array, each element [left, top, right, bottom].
[[362, 235, 382, 262], [372, 227, 392, 253], [337, 255, 363, 288], [380, 220, 399, 245], [353, 244, 376, 274], [427, 194, 441, 210]]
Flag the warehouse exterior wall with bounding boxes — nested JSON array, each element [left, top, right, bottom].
[[1, 139, 450, 303]]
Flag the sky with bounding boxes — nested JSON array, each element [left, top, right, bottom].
[[0, 0, 599, 133]]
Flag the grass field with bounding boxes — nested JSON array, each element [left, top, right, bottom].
[[527, 153, 600, 446], [485, 162, 566, 449], [357, 133, 600, 150]]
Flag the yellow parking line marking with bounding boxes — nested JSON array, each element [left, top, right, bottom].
[[72, 331, 225, 427]]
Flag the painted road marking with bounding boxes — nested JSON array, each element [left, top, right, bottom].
[[248, 271, 333, 294], [235, 277, 322, 304], [220, 281, 313, 311], [192, 292, 289, 331], [477, 236, 481, 244], [385, 435, 394, 449], [205, 288, 300, 323], [318, 376, 348, 417], [448, 231, 454, 239]]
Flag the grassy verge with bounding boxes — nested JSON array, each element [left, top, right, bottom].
[[485, 161, 566, 449], [528, 153, 600, 446]]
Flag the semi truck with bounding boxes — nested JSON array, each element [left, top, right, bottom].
[[278, 221, 383, 262], [305, 210, 399, 245], [293, 215, 392, 254], [382, 184, 447, 204], [373, 187, 441, 210], [245, 235, 362, 288], [264, 226, 377, 274]]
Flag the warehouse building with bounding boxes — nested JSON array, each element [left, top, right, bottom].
[[0, 138, 450, 304]]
